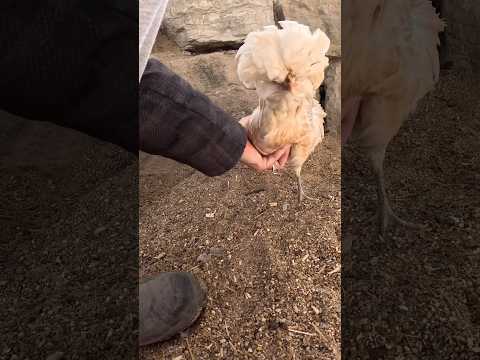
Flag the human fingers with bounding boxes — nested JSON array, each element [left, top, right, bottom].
[[277, 145, 291, 168]]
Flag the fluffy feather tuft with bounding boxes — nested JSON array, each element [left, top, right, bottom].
[[236, 20, 330, 97]]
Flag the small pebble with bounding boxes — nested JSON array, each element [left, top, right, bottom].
[[46, 352, 64, 360], [209, 247, 225, 257], [94, 226, 107, 236], [197, 253, 210, 263]]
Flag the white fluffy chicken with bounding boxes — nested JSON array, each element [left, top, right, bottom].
[[342, 0, 445, 236], [236, 21, 331, 202]]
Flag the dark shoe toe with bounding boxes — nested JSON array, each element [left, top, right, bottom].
[[139, 272, 206, 346]]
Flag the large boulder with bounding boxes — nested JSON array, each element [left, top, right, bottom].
[[162, 0, 275, 53], [152, 36, 258, 118], [324, 59, 341, 135], [274, 0, 341, 57]]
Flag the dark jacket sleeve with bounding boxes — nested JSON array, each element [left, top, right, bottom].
[[0, 2, 138, 153], [139, 58, 247, 177]]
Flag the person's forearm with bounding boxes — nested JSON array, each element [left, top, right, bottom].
[[139, 59, 247, 176]]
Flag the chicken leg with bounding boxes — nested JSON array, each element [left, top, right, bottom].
[[295, 167, 326, 203], [369, 146, 425, 238], [295, 167, 307, 203]]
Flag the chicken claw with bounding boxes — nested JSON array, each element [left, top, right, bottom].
[[296, 171, 326, 203], [374, 204, 427, 240], [272, 161, 279, 174]]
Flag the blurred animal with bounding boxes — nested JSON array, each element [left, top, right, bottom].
[[342, 0, 445, 236], [236, 20, 331, 202]]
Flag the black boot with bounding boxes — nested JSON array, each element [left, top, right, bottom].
[[139, 272, 206, 346]]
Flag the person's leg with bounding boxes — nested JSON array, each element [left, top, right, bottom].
[[139, 272, 206, 346]]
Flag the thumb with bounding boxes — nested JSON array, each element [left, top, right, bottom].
[[277, 145, 291, 168]]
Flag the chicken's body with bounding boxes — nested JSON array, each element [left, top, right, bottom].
[[342, 0, 445, 236], [236, 21, 330, 201]]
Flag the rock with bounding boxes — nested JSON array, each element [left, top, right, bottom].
[[267, 319, 280, 331], [209, 247, 225, 257], [324, 59, 341, 134], [162, 0, 275, 52], [197, 253, 211, 263], [155, 252, 166, 260], [442, 0, 480, 71], [94, 226, 107, 236], [46, 352, 64, 360], [274, 0, 341, 57], [152, 39, 258, 117]]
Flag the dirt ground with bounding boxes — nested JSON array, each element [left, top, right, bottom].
[[0, 114, 138, 359], [342, 68, 480, 359], [139, 37, 341, 359]]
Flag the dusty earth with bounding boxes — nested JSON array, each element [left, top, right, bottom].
[[0, 113, 138, 359], [342, 68, 480, 359], [139, 36, 341, 359]]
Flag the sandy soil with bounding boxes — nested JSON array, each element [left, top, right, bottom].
[[342, 68, 480, 359], [139, 37, 341, 359], [0, 114, 138, 359]]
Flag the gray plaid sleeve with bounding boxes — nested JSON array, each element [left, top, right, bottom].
[[139, 58, 247, 176]]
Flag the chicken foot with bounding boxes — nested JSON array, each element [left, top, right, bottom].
[[295, 168, 326, 203], [369, 147, 425, 238]]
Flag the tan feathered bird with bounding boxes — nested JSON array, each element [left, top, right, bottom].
[[342, 0, 445, 236], [236, 20, 331, 202]]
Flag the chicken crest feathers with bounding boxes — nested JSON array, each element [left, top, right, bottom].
[[236, 20, 330, 92]]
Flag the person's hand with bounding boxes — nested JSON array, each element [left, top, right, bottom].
[[240, 140, 291, 172], [239, 116, 291, 172]]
